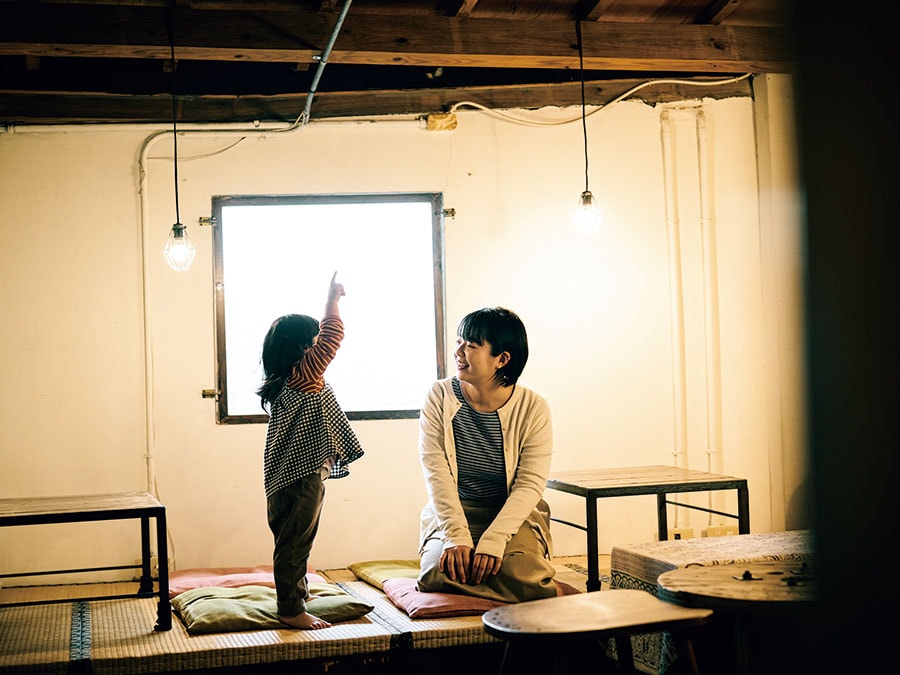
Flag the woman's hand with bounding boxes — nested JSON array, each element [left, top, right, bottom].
[[469, 552, 502, 584], [439, 545, 473, 584], [440, 547, 502, 585]]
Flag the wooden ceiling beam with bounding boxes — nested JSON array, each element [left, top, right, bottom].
[[0, 76, 753, 125], [0, 3, 794, 73]]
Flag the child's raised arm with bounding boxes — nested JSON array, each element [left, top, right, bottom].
[[325, 271, 345, 317]]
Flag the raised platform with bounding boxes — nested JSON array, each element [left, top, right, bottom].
[[0, 557, 605, 674], [0, 579, 500, 674]]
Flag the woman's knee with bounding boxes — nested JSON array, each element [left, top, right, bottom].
[[418, 558, 453, 592]]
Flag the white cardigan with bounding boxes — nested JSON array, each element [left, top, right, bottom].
[[417, 377, 554, 559]]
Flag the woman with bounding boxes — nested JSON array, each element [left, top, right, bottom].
[[416, 307, 557, 602]]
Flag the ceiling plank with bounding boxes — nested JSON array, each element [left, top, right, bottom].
[[0, 3, 794, 73], [579, 1, 616, 21], [452, 1, 481, 18], [699, 0, 742, 25]]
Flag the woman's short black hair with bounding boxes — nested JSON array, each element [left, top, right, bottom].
[[457, 307, 528, 386], [257, 313, 319, 409]]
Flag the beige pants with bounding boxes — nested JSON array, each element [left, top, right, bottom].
[[417, 499, 557, 603]]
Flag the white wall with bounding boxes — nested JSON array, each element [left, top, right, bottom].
[[0, 74, 804, 580]]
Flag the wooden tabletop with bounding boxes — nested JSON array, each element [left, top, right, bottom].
[[547, 465, 747, 496], [657, 561, 816, 615], [482, 588, 712, 638], [0, 492, 164, 525]]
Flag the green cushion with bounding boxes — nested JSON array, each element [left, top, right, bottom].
[[347, 559, 420, 590], [172, 582, 373, 635]]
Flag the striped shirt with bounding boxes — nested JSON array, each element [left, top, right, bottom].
[[451, 377, 507, 501]]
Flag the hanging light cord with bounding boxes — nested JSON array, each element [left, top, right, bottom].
[[168, 10, 181, 226], [577, 20, 589, 193]]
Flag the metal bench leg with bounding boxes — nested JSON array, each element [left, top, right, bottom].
[[614, 634, 636, 675], [674, 632, 702, 675]]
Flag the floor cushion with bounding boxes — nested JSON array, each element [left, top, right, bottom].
[[168, 564, 326, 599], [347, 559, 420, 590], [382, 577, 507, 618], [171, 582, 373, 634]]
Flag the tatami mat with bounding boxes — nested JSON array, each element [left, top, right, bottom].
[[88, 596, 394, 675], [0, 555, 609, 674], [344, 580, 495, 649], [0, 601, 72, 674]]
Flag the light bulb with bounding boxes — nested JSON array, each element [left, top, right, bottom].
[[163, 222, 197, 272], [574, 190, 603, 234]]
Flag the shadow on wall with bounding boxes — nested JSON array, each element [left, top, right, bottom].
[[786, 476, 812, 531]]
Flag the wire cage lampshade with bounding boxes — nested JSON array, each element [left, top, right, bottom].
[[575, 189, 602, 234], [163, 221, 196, 272]]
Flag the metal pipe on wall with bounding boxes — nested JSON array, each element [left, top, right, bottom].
[[660, 108, 689, 481], [695, 106, 725, 524]]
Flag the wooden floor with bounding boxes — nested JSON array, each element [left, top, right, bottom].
[[0, 556, 611, 675]]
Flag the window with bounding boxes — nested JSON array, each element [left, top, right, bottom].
[[212, 193, 446, 423]]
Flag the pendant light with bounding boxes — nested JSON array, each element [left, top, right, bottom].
[[573, 20, 603, 235], [162, 28, 196, 272]]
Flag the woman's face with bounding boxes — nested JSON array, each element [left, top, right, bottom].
[[455, 336, 507, 386]]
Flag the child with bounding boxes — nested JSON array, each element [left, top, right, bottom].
[[257, 272, 364, 629]]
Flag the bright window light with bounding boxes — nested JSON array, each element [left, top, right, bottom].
[[213, 193, 446, 422]]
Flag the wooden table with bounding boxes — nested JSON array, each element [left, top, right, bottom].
[[482, 588, 713, 675], [0, 491, 171, 631], [657, 561, 815, 674], [607, 530, 812, 674], [546, 466, 749, 591]]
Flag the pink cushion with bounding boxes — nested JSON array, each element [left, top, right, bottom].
[[555, 579, 582, 595], [168, 564, 326, 599], [381, 577, 583, 618], [382, 577, 508, 618]]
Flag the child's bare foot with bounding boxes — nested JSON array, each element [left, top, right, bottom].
[[279, 611, 331, 630]]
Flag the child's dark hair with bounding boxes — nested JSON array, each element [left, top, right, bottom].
[[457, 307, 528, 386], [257, 314, 320, 410]]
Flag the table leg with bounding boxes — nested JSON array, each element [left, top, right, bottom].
[[656, 493, 669, 541], [734, 614, 751, 675], [673, 631, 701, 675], [496, 642, 512, 675], [138, 516, 153, 594], [154, 510, 171, 631], [613, 634, 636, 674], [585, 495, 600, 591], [737, 484, 750, 533]]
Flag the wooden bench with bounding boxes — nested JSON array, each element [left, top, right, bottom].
[[0, 491, 171, 631], [482, 589, 713, 675]]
